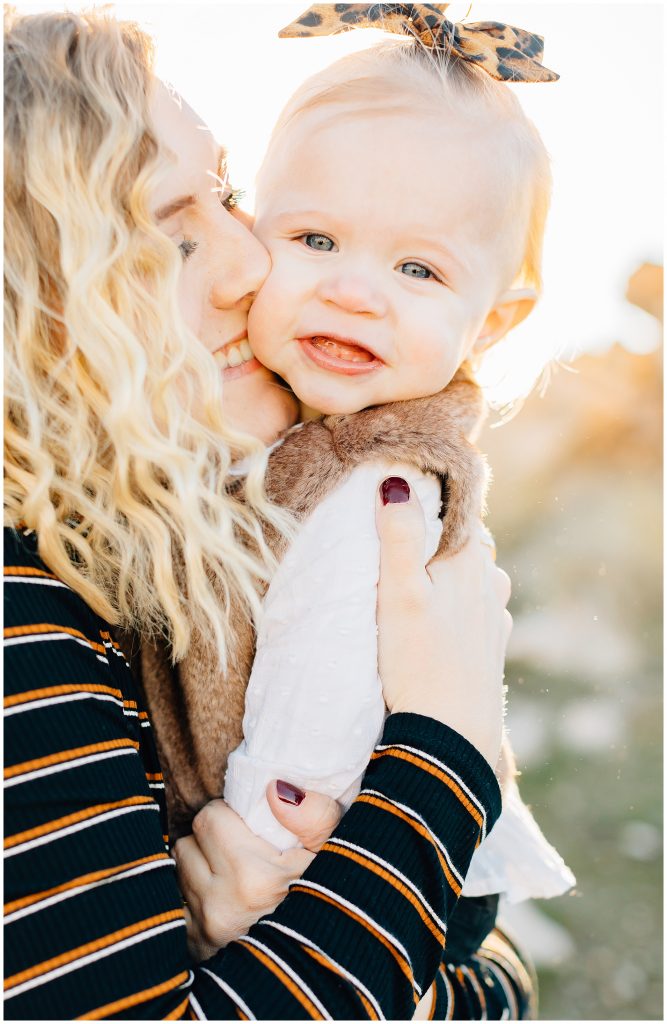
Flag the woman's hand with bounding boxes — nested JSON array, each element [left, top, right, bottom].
[[376, 477, 512, 767], [173, 784, 342, 961]]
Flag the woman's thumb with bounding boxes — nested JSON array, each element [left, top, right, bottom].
[[266, 782, 343, 853], [376, 477, 428, 601]]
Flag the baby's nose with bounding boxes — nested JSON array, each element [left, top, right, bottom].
[[317, 272, 388, 317]]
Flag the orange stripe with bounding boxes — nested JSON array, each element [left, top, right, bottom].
[[139, 710, 150, 721], [5, 909, 184, 990], [4, 852, 170, 916], [356, 794, 462, 896], [4, 682, 123, 709], [4, 738, 140, 780], [123, 699, 138, 710], [370, 747, 483, 828], [290, 884, 416, 1000], [304, 946, 378, 1019], [4, 565, 57, 579], [321, 842, 444, 945], [4, 622, 106, 654], [238, 940, 321, 1017], [78, 971, 189, 1020], [463, 965, 487, 1016], [4, 795, 154, 850], [164, 994, 190, 1020], [428, 978, 438, 1019], [99, 630, 121, 651], [145, 772, 164, 782]]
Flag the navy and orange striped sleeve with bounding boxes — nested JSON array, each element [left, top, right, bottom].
[[4, 527, 502, 1020]]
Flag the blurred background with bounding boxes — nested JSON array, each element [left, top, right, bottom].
[[15, 1, 664, 1017]]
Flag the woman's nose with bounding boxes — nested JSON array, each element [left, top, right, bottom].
[[209, 210, 270, 310], [316, 271, 388, 318]]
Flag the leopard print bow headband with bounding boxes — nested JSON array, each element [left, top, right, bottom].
[[279, 3, 559, 83]]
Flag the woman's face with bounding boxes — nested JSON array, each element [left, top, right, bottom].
[[149, 83, 297, 442]]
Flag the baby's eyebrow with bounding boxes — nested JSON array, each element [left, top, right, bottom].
[[411, 236, 471, 278]]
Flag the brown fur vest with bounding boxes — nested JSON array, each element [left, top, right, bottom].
[[138, 369, 488, 838]]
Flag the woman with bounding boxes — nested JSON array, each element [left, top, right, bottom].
[[4, 9, 528, 1019]]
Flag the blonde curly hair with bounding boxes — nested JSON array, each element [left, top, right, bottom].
[[4, 8, 292, 668]]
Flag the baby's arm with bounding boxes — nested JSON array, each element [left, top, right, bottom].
[[223, 460, 444, 849]]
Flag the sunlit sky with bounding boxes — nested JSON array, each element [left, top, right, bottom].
[[15, 1, 665, 399]]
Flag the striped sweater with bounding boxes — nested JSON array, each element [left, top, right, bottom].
[[4, 526, 504, 1020]]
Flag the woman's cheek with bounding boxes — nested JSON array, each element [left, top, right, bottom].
[[177, 272, 204, 341]]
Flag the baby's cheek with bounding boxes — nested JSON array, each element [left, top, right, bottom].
[[247, 284, 285, 373]]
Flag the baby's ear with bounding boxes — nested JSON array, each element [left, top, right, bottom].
[[473, 287, 537, 354]]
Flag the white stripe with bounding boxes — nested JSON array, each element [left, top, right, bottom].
[[289, 879, 418, 993], [326, 837, 447, 936], [374, 742, 488, 839], [4, 918, 185, 1000], [180, 970, 195, 989], [4, 691, 124, 717], [5, 857, 174, 924], [148, 782, 165, 790], [476, 957, 517, 1020], [438, 966, 454, 1021], [141, 720, 151, 728], [461, 965, 488, 1020], [4, 747, 137, 789], [102, 640, 130, 666], [240, 935, 332, 1020], [189, 991, 206, 1020], [4, 803, 160, 858], [4, 576, 68, 589], [263, 920, 385, 1019], [360, 788, 465, 889], [201, 967, 255, 1020], [123, 708, 139, 717], [4, 632, 101, 655]]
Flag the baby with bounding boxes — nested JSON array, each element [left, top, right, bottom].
[[220, 14, 574, 903], [142, 8, 574, 908]]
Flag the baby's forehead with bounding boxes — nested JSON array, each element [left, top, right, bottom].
[[262, 100, 520, 225]]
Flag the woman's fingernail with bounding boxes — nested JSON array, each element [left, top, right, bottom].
[[276, 780, 305, 805], [381, 477, 410, 505]]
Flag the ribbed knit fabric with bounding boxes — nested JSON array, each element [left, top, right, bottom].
[[4, 526, 532, 1020]]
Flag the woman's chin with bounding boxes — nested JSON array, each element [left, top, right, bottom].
[[223, 366, 299, 443]]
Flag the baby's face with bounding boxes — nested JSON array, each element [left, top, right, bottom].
[[249, 104, 512, 414]]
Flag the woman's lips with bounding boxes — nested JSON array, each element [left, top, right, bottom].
[[298, 336, 383, 376], [213, 336, 262, 381]]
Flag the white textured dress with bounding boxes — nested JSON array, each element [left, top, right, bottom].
[[224, 458, 575, 903]]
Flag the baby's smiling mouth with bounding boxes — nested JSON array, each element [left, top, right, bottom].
[[309, 336, 375, 363], [297, 333, 383, 376]]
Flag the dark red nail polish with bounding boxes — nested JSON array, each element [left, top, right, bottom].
[[276, 780, 305, 805], [381, 477, 410, 505]]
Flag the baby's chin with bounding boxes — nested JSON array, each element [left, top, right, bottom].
[[293, 385, 373, 417]]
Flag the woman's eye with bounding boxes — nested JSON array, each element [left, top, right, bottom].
[[178, 238, 198, 261], [221, 186, 245, 211], [302, 233, 336, 252], [177, 236, 198, 260], [400, 261, 436, 280]]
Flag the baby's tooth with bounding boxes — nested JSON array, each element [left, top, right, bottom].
[[240, 340, 252, 361], [214, 350, 229, 369], [227, 346, 243, 367]]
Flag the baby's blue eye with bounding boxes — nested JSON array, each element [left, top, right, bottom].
[[304, 233, 335, 251], [400, 261, 433, 279]]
